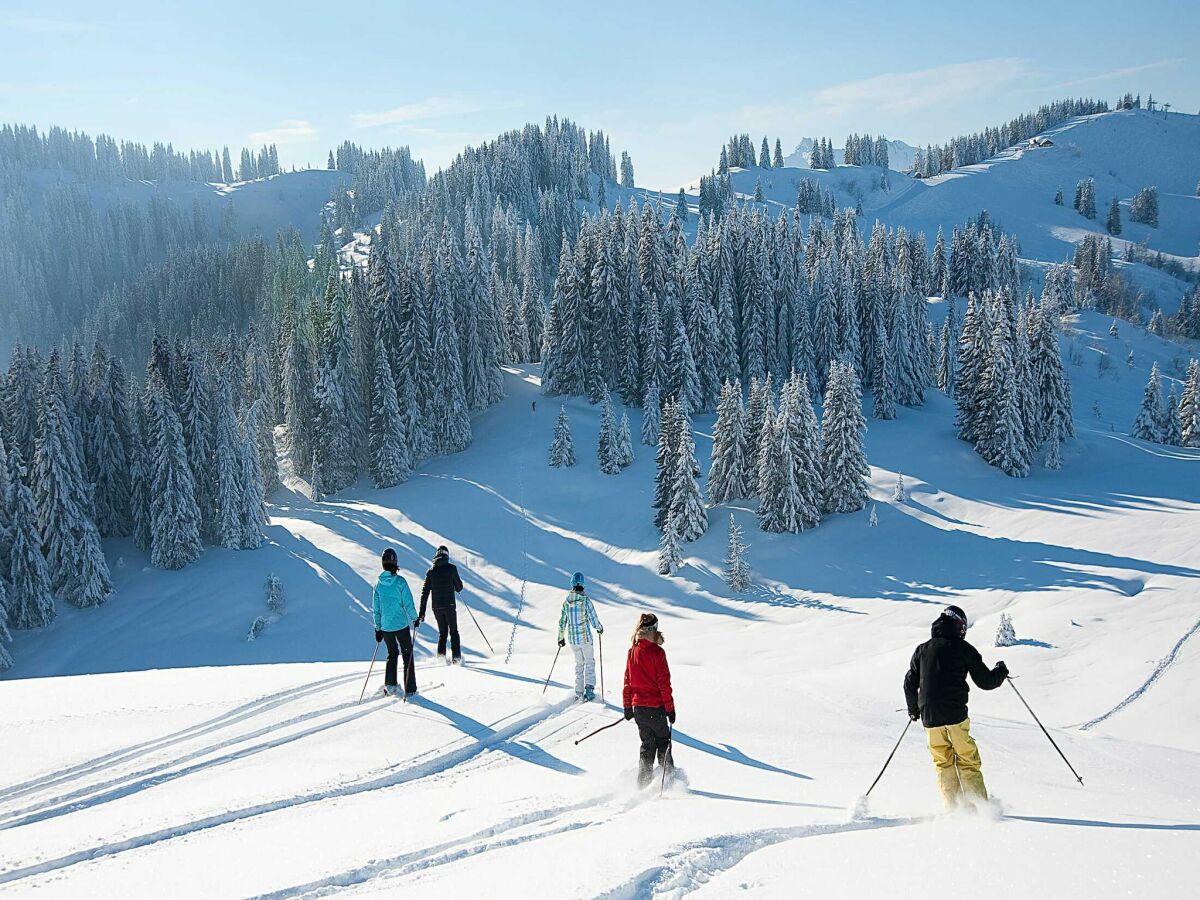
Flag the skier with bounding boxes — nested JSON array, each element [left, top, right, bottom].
[[622, 612, 676, 788], [417, 545, 465, 664], [903, 604, 1008, 810], [557, 572, 604, 701], [373, 548, 418, 697]]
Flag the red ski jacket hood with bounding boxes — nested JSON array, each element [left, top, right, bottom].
[[623, 638, 674, 713]]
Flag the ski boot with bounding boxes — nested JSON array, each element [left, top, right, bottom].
[[583, 685, 595, 702], [451, 656, 463, 666], [574, 691, 585, 702]]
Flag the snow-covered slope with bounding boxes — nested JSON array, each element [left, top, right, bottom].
[[3, 304, 1198, 896]]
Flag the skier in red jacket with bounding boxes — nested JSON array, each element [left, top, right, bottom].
[[623, 612, 675, 788]]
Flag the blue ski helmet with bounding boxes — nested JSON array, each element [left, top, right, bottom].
[[571, 571, 584, 589]]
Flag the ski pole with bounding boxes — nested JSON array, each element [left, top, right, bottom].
[[598, 631, 605, 700], [542, 644, 563, 694], [1007, 678, 1084, 786], [864, 718, 913, 798], [358, 640, 381, 704], [661, 725, 673, 798], [574, 717, 625, 745], [403, 624, 418, 696], [462, 597, 495, 655]]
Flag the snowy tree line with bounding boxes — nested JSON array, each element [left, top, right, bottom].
[[540, 197, 1021, 419], [0, 122, 280, 184], [841, 134, 891, 168], [910, 97, 1109, 178], [1132, 359, 1200, 447], [719, 134, 786, 172], [0, 334, 272, 670]]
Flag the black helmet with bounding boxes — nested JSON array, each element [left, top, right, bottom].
[[941, 605, 968, 636]]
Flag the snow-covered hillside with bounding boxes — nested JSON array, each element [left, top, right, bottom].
[[694, 110, 1199, 312], [3, 300, 1198, 896]]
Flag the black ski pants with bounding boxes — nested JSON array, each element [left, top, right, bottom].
[[383, 629, 417, 694], [434, 606, 461, 660], [633, 706, 674, 787]]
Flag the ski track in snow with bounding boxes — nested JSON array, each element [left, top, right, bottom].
[[1079, 616, 1200, 730], [0, 696, 580, 887], [597, 817, 922, 899], [0, 693, 389, 830], [0, 672, 361, 806], [504, 394, 537, 663]]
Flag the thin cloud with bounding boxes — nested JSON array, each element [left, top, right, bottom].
[[1019, 58, 1186, 94], [248, 120, 317, 145], [812, 59, 1031, 115], [351, 95, 492, 129]]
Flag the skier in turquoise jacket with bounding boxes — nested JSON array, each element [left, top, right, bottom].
[[373, 548, 419, 697]]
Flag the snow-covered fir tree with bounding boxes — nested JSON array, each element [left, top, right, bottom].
[[820, 361, 869, 514], [1129, 186, 1159, 227], [892, 473, 907, 502], [708, 380, 750, 504], [995, 613, 1017, 647], [641, 383, 661, 446], [369, 338, 411, 488], [616, 412, 635, 469], [671, 406, 707, 542], [144, 370, 203, 570], [869, 503, 878, 527], [549, 405, 576, 467], [658, 512, 681, 576], [597, 392, 622, 475], [34, 353, 112, 608], [1162, 384, 1183, 447], [871, 319, 896, 420], [723, 513, 750, 592], [1106, 197, 1122, 235], [213, 374, 247, 549], [237, 402, 268, 549], [266, 573, 285, 613], [1132, 362, 1164, 442], [5, 449, 56, 630], [1180, 359, 1200, 447]]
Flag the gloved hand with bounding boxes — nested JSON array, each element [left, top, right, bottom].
[[416, 617, 424, 628], [374, 630, 383, 643], [996, 660, 1009, 678], [557, 638, 566, 648], [909, 711, 920, 722], [667, 709, 676, 725], [624, 707, 634, 721], [597, 626, 604, 635]]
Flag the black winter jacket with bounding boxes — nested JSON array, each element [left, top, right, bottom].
[[903, 616, 1006, 727], [420, 558, 463, 616]]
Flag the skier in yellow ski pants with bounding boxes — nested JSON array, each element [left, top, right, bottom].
[[904, 605, 1008, 810], [926, 719, 987, 807]]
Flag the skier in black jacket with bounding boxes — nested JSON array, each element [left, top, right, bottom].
[[418, 545, 464, 663], [903, 605, 1008, 810]]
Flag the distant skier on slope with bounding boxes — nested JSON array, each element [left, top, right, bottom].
[[557, 572, 604, 701], [373, 548, 419, 697], [623, 613, 676, 788], [904, 604, 1008, 810], [418, 545, 465, 664]]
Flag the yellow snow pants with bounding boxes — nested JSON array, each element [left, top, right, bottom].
[[926, 718, 988, 808]]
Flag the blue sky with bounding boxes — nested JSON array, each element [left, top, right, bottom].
[[2, 0, 1196, 189]]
